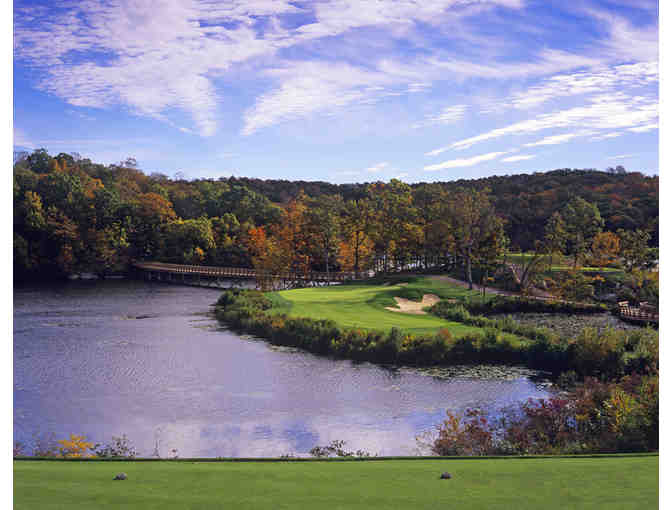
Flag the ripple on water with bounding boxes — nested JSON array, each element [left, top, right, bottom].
[[14, 280, 551, 457]]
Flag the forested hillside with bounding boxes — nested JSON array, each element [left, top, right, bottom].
[[13, 149, 658, 281]]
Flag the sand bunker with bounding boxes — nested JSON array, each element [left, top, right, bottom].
[[385, 294, 440, 315]]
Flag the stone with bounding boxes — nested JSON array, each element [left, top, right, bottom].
[[440, 472, 452, 480], [113, 473, 128, 480]]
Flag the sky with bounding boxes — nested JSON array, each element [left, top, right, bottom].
[[12, 0, 660, 183]]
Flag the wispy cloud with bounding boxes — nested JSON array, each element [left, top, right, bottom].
[[590, 131, 624, 141], [365, 161, 389, 173], [501, 154, 535, 162], [242, 61, 391, 135], [424, 151, 507, 171], [14, 0, 525, 137], [14, 0, 306, 136], [13, 127, 34, 148], [430, 92, 657, 153], [523, 133, 585, 147], [413, 105, 467, 129], [509, 62, 658, 110], [628, 123, 658, 133]]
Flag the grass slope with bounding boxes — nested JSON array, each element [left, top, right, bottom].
[[14, 456, 658, 510], [268, 276, 499, 336], [505, 253, 623, 273]]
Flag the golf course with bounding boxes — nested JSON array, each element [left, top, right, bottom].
[[14, 455, 658, 509], [266, 275, 508, 336]]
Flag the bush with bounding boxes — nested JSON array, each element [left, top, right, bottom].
[[568, 328, 625, 379], [423, 373, 658, 455], [214, 290, 656, 378], [463, 295, 606, 315], [93, 434, 137, 458], [309, 440, 374, 458]]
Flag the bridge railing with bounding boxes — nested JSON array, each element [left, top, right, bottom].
[[618, 301, 658, 322], [133, 262, 360, 282]]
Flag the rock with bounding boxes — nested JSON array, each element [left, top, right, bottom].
[[113, 473, 127, 480], [440, 472, 452, 480]]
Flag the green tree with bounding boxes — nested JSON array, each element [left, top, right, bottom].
[[305, 194, 343, 277], [542, 211, 567, 268], [340, 199, 374, 277], [617, 229, 656, 272], [367, 180, 418, 272], [446, 188, 507, 289], [558, 197, 604, 268]]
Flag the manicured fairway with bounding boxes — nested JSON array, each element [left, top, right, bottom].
[[504, 253, 623, 273], [14, 456, 658, 510], [269, 277, 494, 336]]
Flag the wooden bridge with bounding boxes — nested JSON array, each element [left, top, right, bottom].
[[618, 301, 658, 325], [132, 261, 362, 289]]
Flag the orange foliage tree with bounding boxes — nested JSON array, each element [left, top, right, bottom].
[[591, 231, 620, 267], [57, 434, 95, 458]]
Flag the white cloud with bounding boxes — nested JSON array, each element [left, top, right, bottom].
[[432, 92, 657, 152], [366, 162, 389, 173], [13, 0, 659, 143], [509, 62, 658, 110], [295, 0, 523, 41], [242, 61, 395, 135], [14, 0, 526, 137], [607, 154, 634, 160], [586, 7, 658, 62], [407, 83, 432, 93], [501, 154, 535, 162], [421, 48, 600, 80], [413, 105, 467, 129], [13, 128, 34, 148], [590, 131, 624, 141], [14, 0, 308, 136], [628, 123, 658, 133], [424, 151, 507, 171], [523, 133, 583, 147]]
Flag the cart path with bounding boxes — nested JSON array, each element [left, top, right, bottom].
[[428, 275, 555, 300]]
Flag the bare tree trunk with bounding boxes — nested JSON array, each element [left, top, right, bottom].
[[465, 249, 473, 290]]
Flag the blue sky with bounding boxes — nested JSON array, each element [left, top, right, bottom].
[[12, 0, 659, 182]]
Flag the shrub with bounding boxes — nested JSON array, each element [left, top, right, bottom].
[[57, 433, 95, 458], [214, 289, 655, 378], [309, 440, 373, 458], [423, 373, 659, 455], [568, 328, 625, 379], [426, 408, 498, 456], [93, 434, 137, 458]]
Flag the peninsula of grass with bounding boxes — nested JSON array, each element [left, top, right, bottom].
[[214, 275, 655, 374], [267, 276, 494, 336], [14, 455, 658, 510]]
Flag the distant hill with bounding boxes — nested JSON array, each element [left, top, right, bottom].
[[226, 169, 658, 250]]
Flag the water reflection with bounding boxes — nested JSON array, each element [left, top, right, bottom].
[[14, 280, 550, 457]]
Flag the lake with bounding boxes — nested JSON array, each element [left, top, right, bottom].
[[14, 280, 550, 457]]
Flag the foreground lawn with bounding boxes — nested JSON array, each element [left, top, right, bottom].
[[504, 253, 623, 273], [267, 276, 498, 336], [14, 456, 658, 510]]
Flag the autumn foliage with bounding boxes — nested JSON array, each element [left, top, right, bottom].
[[14, 149, 657, 282]]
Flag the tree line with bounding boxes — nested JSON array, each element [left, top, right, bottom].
[[13, 149, 658, 282]]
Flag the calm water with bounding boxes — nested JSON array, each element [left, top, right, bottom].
[[14, 280, 550, 457]]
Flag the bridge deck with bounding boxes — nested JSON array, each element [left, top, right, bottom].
[[133, 262, 359, 282], [618, 302, 658, 324]]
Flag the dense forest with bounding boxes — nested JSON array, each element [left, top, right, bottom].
[[13, 149, 658, 282]]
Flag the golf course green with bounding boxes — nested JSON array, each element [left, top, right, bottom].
[[267, 276, 505, 336], [14, 455, 658, 509]]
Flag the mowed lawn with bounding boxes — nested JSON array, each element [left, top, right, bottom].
[[504, 253, 623, 273], [267, 277, 495, 336], [14, 456, 658, 510]]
